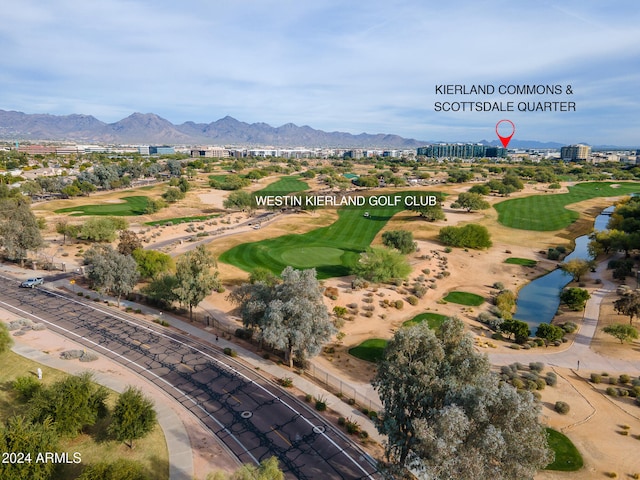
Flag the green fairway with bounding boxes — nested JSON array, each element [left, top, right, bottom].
[[220, 191, 428, 279], [403, 312, 448, 329], [545, 428, 583, 471], [254, 175, 309, 195], [504, 257, 537, 267], [443, 291, 485, 306], [494, 182, 640, 231], [348, 338, 388, 362], [145, 214, 219, 226], [54, 196, 149, 216]]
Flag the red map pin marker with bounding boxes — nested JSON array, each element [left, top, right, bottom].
[[496, 119, 515, 148]]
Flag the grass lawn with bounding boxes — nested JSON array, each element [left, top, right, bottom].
[[253, 175, 309, 196], [504, 257, 538, 267], [442, 291, 485, 306], [403, 312, 448, 329], [145, 214, 220, 226], [545, 428, 583, 471], [54, 196, 149, 216], [0, 350, 169, 479], [494, 181, 640, 231], [348, 339, 387, 363], [220, 191, 428, 279]]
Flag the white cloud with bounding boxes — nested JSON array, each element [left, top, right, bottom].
[[0, 0, 638, 144]]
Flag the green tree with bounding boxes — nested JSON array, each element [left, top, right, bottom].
[[559, 287, 590, 311], [453, 192, 490, 212], [174, 245, 220, 321], [468, 184, 490, 195], [223, 190, 255, 211], [559, 259, 591, 282], [381, 230, 417, 254], [0, 417, 59, 480], [117, 230, 142, 256], [409, 202, 445, 221], [603, 323, 639, 344], [132, 249, 174, 279], [352, 246, 411, 283], [162, 187, 185, 203], [355, 175, 378, 188], [228, 267, 335, 368], [85, 245, 139, 305], [55, 218, 76, 245], [438, 224, 492, 249], [141, 274, 179, 309], [29, 373, 108, 436], [0, 322, 13, 355], [613, 291, 640, 324], [144, 198, 166, 214], [500, 318, 531, 344], [0, 198, 44, 266], [248, 267, 280, 286], [79, 217, 128, 242], [535, 323, 565, 342], [109, 387, 157, 449], [206, 456, 284, 480], [78, 459, 149, 480], [373, 318, 551, 478]]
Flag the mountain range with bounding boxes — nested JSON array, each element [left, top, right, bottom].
[[0, 109, 569, 149]]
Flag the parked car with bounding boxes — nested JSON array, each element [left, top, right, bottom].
[[20, 277, 44, 288]]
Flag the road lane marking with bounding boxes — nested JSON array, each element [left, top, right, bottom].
[[271, 425, 292, 447]]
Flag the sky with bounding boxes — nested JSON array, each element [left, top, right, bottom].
[[1, 0, 639, 146]]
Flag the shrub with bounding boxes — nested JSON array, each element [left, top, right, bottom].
[[394, 300, 404, 309], [560, 321, 578, 333], [619, 374, 631, 384], [511, 378, 524, 389], [347, 398, 356, 406], [529, 362, 545, 373], [223, 347, 237, 357], [535, 378, 547, 390], [279, 377, 293, 388], [13, 375, 42, 401], [492, 282, 505, 290], [337, 417, 346, 426], [305, 394, 312, 403], [545, 373, 558, 387], [606, 386, 618, 396], [554, 401, 570, 414], [407, 296, 418, 306], [345, 418, 361, 435], [315, 399, 327, 411]]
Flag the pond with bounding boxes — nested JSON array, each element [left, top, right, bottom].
[[513, 206, 614, 329]]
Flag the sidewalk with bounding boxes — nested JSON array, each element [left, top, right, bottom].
[[34, 268, 386, 445]]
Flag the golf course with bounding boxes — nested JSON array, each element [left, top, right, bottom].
[[219, 191, 429, 278], [494, 182, 640, 231]]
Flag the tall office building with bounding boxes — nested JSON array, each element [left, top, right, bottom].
[[560, 144, 591, 161]]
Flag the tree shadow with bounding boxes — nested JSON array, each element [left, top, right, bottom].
[[146, 454, 170, 480]]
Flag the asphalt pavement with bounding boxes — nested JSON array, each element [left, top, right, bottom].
[[0, 267, 381, 480]]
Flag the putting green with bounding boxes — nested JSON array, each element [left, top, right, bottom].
[[220, 190, 440, 279], [280, 247, 345, 268]]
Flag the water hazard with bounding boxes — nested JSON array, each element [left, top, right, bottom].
[[513, 206, 614, 329]]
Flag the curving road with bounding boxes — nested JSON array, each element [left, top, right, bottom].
[[0, 274, 380, 480]]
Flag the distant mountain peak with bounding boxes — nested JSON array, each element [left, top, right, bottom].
[[0, 108, 579, 148]]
